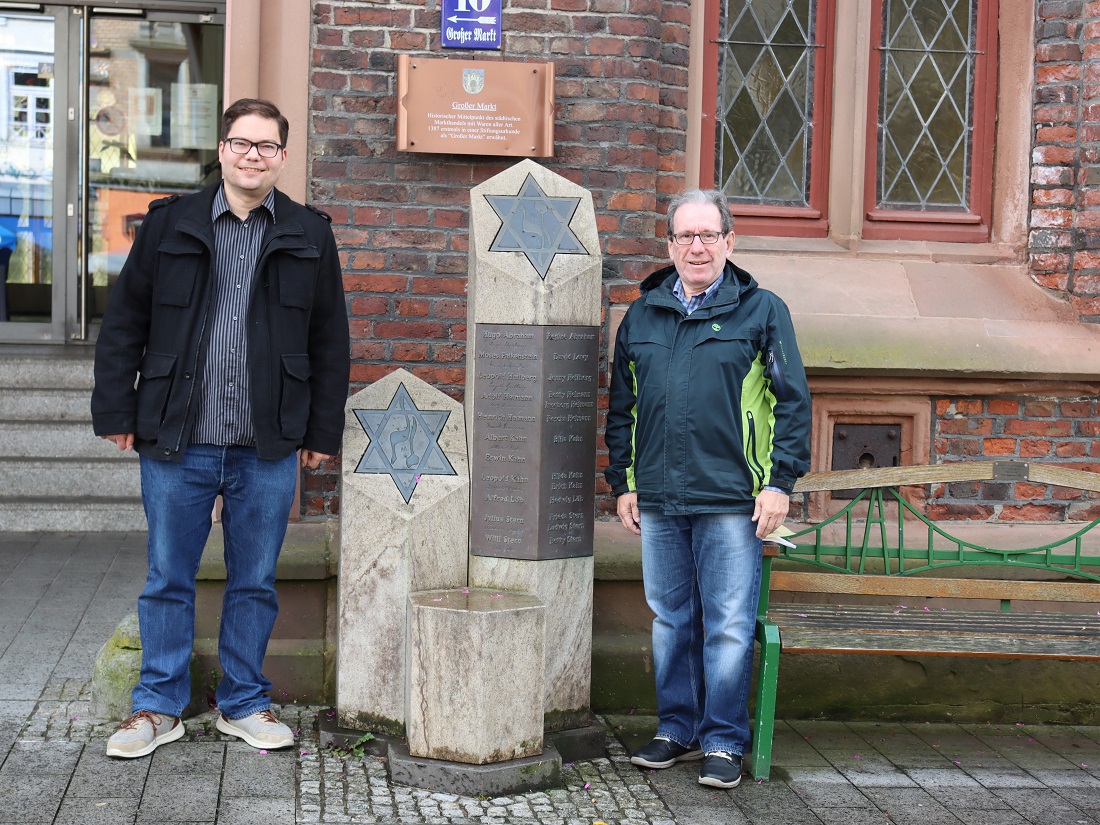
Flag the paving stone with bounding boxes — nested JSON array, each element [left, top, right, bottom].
[[991, 788, 1096, 825], [0, 740, 83, 774], [53, 797, 139, 825], [217, 797, 295, 825], [136, 773, 219, 822], [1030, 769, 1100, 788], [951, 812, 1031, 825], [788, 773, 875, 808], [814, 809, 893, 825], [220, 749, 296, 797], [147, 742, 225, 776], [861, 788, 960, 825], [965, 768, 1046, 789], [0, 771, 69, 822], [67, 746, 151, 796]]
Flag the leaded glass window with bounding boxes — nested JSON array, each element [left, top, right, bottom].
[[876, 0, 977, 212], [717, 0, 818, 207]]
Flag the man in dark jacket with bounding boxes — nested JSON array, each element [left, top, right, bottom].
[[605, 188, 811, 788], [92, 98, 349, 758]]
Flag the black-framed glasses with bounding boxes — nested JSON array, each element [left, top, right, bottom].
[[224, 137, 284, 158], [672, 231, 723, 245]]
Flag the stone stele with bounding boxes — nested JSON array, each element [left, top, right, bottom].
[[337, 368, 469, 733], [406, 588, 545, 764], [467, 157, 600, 328], [465, 159, 599, 728]]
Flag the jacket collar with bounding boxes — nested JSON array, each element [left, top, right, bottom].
[[175, 183, 309, 255], [641, 260, 756, 314]]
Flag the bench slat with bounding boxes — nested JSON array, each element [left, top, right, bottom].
[[776, 629, 1100, 659], [769, 571, 1100, 603], [768, 605, 1100, 658]]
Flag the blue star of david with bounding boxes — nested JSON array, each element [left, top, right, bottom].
[[353, 384, 456, 504], [485, 174, 587, 279]]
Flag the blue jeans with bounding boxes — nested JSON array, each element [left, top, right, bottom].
[[640, 511, 762, 756], [132, 445, 297, 720]]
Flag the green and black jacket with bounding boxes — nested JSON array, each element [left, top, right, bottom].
[[604, 261, 811, 514]]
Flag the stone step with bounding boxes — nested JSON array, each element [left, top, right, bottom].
[[0, 458, 140, 499], [0, 498, 146, 532], [0, 388, 93, 421], [0, 355, 94, 390], [0, 421, 131, 458]]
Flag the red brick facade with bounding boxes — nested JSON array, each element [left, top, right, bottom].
[[931, 397, 1100, 521], [306, 0, 691, 517], [1031, 0, 1100, 318], [300, 2, 1100, 524]]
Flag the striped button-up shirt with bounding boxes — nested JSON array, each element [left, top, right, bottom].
[[673, 270, 725, 314], [191, 185, 275, 447]]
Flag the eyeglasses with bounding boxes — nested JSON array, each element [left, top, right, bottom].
[[671, 231, 723, 245], [224, 137, 284, 158]]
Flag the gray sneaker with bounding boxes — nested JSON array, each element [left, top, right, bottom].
[[216, 709, 294, 749], [106, 710, 184, 759]]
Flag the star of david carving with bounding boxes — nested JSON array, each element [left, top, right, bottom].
[[353, 384, 456, 504], [485, 174, 587, 279]]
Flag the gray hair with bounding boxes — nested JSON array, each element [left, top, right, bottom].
[[666, 189, 734, 238]]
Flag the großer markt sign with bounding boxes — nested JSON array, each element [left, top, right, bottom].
[[441, 0, 501, 50], [396, 55, 554, 158]]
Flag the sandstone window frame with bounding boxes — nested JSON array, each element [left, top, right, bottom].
[[694, 0, 1020, 248]]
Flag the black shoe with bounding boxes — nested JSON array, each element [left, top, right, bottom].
[[698, 751, 742, 788], [630, 736, 704, 769]]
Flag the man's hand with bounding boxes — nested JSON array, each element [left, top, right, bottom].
[[300, 450, 333, 470], [752, 488, 790, 539], [101, 433, 134, 451], [616, 492, 641, 536]]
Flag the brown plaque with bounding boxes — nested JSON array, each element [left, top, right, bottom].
[[396, 54, 554, 158], [471, 324, 598, 560]]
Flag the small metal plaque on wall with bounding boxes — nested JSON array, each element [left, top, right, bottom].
[[396, 54, 554, 157]]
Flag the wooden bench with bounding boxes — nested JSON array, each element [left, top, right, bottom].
[[750, 460, 1100, 780]]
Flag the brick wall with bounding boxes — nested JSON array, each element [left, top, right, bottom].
[[1030, 0, 1100, 320], [305, 0, 691, 517], [930, 397, 1100, 521]]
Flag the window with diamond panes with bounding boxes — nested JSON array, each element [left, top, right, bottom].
[[712, 0, 834, 236], [864, 0, 997, 241]]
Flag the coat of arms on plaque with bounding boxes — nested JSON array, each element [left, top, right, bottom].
[[462, 68, 486, 94]]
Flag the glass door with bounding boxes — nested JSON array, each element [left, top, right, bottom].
[[0, 9, 64, 340], [0, 3, 223, 344], [85, 11, 223, 336]]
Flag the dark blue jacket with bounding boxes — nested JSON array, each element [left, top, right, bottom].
[[605, 261, 811, 513], [92, 183, 350, 461]]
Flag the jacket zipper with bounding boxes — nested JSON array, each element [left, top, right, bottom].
[[745, 411, 766, 489]]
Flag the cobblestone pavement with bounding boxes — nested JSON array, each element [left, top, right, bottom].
[[6, 533, 1100, 824]]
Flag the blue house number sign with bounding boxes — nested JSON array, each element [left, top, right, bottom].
[[441, 0, 502, 50]]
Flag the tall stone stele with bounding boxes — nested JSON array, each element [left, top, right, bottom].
[[337, 368, 469, 733], [466, 159, 602, 729]]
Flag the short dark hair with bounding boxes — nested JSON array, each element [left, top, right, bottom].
[[221, 98, 289, 147], [666, 188, 734, 238]]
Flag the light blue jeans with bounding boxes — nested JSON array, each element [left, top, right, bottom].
[[132, 445, 297, 720], [640, 511, 762, 756]]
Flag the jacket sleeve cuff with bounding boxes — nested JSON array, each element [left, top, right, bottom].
[[765, 480, 794, 495]]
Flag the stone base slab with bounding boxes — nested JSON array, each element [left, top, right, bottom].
[[316, 711, 392, 757], [387, 741, 562, 797], [546, 715, 606, 763]]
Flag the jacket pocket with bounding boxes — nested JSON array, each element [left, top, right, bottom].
[[279, 353, 312, 440], [155, 241, 202, 306], [135, 351, 177, 438], [744, 410, 767, 494], [278, 247, 321, 309]]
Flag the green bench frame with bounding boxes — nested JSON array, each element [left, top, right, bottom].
[[750, 460, 1100, 780]]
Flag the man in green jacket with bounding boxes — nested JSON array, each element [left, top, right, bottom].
[[605, 188, 811, 788]]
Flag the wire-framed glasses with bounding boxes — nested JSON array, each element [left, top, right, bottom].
[[671, 231, 722, 245], [224, 137, 284, 158]]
